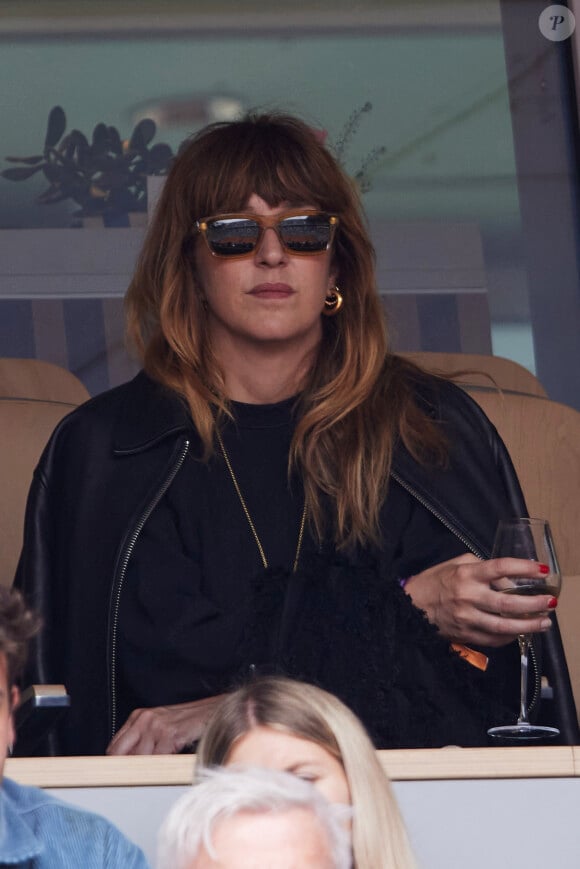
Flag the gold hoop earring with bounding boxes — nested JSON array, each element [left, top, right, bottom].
[[323, 286, 343, 316]]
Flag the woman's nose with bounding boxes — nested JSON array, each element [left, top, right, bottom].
[[255, 226, 288, 265]]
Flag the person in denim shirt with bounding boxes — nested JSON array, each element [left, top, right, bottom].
[[0, 587, 150, 868]]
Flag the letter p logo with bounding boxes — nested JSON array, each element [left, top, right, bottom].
[[539, 5, 576, 41]]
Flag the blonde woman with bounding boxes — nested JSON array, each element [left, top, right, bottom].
[[15, 111, 551, 757], [196, 676, 416, 869]]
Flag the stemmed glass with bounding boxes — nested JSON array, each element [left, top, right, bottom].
[[487, 517, 562, 740]]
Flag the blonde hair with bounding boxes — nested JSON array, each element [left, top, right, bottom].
[[196, 677, 417, 869], [126, 112, 445, 549]]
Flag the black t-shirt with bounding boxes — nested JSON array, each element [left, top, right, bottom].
[[116, 396, 468, 730]]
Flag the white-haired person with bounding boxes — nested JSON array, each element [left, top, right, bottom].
[[196, 676, 416, 869], [157, 765, 351, 869]]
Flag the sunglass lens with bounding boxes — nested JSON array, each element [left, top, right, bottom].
[[206, 218, 260, 256], [279, 216, 331, 252]]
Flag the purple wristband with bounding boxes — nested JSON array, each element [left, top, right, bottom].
[[398, 576, 410, 590]]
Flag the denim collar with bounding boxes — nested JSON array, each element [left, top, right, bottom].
[[0, 782, 43, 865]]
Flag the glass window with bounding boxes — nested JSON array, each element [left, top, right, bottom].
[[0, 0, 578, 408]]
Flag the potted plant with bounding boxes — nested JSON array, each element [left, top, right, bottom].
[[332, 102, 386, 193], [1, 105, 174, 225]]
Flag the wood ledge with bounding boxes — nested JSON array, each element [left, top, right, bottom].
[[5, 746, 580, 788]]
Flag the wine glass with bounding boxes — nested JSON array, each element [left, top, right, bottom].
[[487, 517, 562, 740]]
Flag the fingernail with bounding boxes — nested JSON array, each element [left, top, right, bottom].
[[539, 564, 550, 574], [548, 597, 558, 609], [541, 618, 552, 630]]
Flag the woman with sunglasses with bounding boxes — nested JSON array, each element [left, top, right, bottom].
[[15, 112, 553, 757]]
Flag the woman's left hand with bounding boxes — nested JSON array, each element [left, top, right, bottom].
[[105, 695, 225, 755], [403, 553, 555, 647]]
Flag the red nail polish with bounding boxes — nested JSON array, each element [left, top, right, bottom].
[[548, 597, 558, 609], [539, 564, 550, 574]]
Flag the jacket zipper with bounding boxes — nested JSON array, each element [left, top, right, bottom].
[[108, 438, 190, 740], [391, 470, 541, 714], [391, 470, 484, 558]]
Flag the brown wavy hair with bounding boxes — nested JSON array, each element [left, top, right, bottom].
[[0, 588, 40, 690], [126, 112, 445, 549]]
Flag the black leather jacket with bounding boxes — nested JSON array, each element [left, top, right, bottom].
[[14, 371, 578, 754]]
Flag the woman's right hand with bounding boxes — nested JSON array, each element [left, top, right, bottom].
[[105, 694, 225, 756], [403, 553, 556, 647]]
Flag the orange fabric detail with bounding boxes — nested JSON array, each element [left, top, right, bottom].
[[451, 643, 489, 671]]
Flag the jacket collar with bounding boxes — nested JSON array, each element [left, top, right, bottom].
[[113, 371, 191, 454], [0, 780, 43, 864], [390, 377, 523, 560], [112, 371, 509, 559]]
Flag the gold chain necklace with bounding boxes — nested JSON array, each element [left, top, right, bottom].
[[215, 428, 307, 573]]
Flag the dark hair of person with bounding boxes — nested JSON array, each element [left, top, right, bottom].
[[125, 112, 446, 549], [0, 587, 40, 689]]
